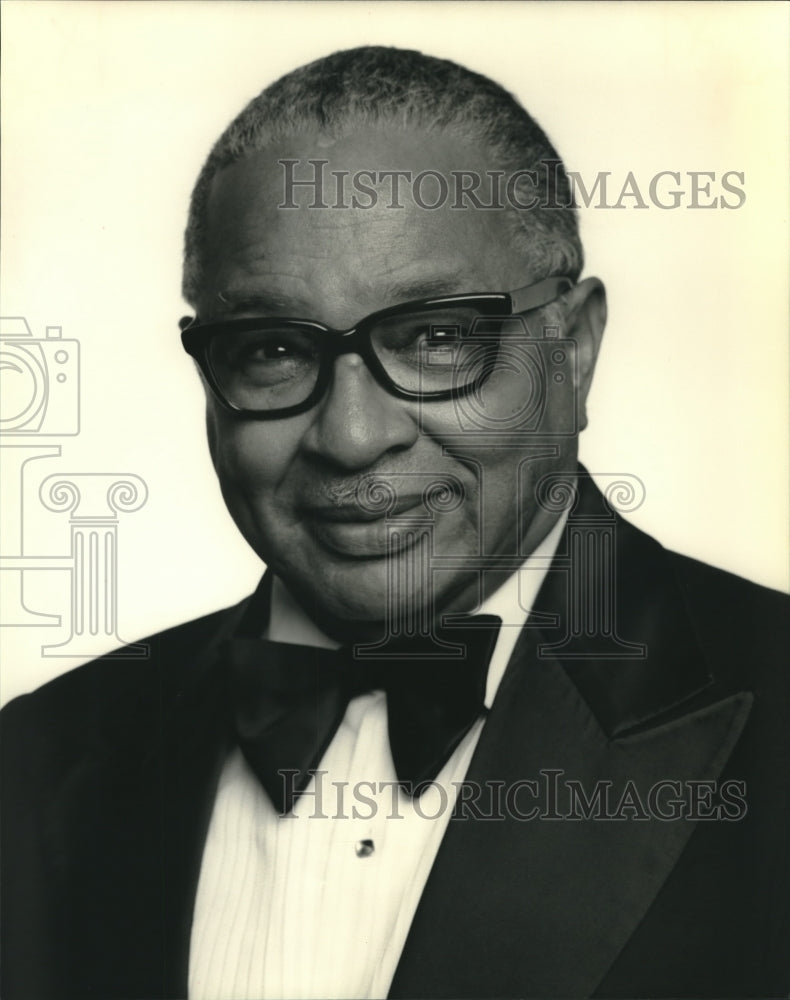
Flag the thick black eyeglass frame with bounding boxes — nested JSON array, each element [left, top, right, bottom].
[[180, 275, 573, 419]]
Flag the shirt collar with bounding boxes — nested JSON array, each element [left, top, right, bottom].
[[477, 511, 567, 707], [265, 510, 568, 709]]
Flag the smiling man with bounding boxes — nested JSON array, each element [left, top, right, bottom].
[[2, 47, 788, 1000], [183, 124, 599, 631]]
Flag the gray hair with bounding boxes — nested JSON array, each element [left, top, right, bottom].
[[182, 46, 583, 306]]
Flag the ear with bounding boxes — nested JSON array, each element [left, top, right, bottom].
[[562, 277, 606, 431]]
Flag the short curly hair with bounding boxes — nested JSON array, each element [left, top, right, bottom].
[[182, 46, 583, 306]]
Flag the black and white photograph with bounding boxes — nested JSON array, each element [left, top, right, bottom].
[[1, 3, 788, 998]]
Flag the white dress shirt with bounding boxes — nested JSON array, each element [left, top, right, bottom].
[[188, 514, 566, 1000]]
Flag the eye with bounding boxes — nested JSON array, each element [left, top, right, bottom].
[[373, 312, 470, 353], [384, 321, 434, 349], [244, 338, 306, 362], [428, 324, 461, 341], [208, 326, 322, 392], [220, 329, 319, 366]]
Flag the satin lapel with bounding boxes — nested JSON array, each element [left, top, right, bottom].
[[389, 630, 752, 999], [390, 480, 753, 999], [44, 599, 247, 999]]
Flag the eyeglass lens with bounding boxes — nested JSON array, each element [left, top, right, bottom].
[[206, 304, 526, 410]]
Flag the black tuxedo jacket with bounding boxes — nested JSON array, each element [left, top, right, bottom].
[[2, 477, 789, 999]]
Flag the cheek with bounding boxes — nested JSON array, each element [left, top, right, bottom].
[[206, 406, 302, 496], [469, 441, 578, 546]]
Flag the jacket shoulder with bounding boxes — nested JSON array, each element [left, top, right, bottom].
[[667, 546, 788, 608], [663, 547, 789, 684], [1, 599, 245, 745], [665, 547, 789, 631]]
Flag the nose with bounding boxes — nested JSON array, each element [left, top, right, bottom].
[[300, 353, 419, 471]]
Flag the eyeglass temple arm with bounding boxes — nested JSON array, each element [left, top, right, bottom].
[[177, 277, 573, 335], [509, 276, 573, 314]]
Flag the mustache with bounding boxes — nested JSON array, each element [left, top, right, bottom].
[[312, 473, 468, 515], [325, 479, 366, 507]]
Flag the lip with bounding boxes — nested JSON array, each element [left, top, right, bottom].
[[302, 496, 428, 557], [303, 494, 426, 523]]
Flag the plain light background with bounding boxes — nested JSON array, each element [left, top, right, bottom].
[[1, 1, 788, 705]]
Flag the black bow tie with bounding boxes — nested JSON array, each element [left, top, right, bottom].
[[225, 617, 501, 814]]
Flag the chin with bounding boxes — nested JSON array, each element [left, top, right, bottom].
[[282, 553, 440, 633], [305, 559, 401, 621]]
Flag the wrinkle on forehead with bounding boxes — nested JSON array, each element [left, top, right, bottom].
[[200, 130, 529, 323]]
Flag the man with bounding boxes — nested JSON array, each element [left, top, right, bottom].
[[2, 46, 788, 1000]]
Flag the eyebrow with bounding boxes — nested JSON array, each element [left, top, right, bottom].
[[384, 272, 469, 302], [217, 270, 471, 319], [221, 292, 305, 315]]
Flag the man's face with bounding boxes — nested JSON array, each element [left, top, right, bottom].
[[196, 127, 599, 633]]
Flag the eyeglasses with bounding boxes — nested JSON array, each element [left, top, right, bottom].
[[180, 275, 572, 419]]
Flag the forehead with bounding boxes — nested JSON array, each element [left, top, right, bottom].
[[200, 126, 527, 321]]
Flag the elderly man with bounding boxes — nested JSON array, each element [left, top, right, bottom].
[[2, 46, 788, 1000]]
